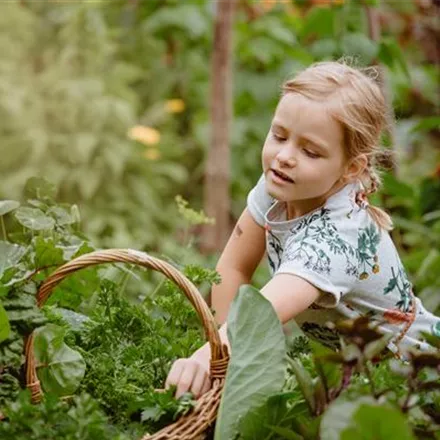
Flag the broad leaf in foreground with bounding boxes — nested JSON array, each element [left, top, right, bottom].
[[0, 200, 20, 216], [214, 285, 286, 440], [15, 207, 55, 231], [34, 324, 86, 396], [0, 241, 27, 279]]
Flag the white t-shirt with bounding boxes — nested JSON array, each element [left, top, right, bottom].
[[247, 174, 440, 357]]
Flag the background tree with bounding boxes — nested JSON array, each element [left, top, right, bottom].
[[202, 0, 237, 253]]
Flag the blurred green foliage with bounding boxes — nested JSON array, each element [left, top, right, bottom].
[[0, 0, 439, 309]]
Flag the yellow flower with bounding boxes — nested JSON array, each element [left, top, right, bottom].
[[372, 265, 380, 274], [165, 99, 185, 114], [359, 272, 369, 280], [144, 149, 161, 161], [128, 125, 160, 145]]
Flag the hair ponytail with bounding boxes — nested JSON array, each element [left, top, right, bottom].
[[359, 165, 394, 231], [366, 205, 393, 231]]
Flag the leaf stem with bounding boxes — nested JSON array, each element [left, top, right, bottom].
[[0, 217, 7, 241], [119, 266, 133, 293], [363, 360, 378, 399], [150, 277, 166, 298], [401, 378, 416, 413], [331, 364, 354, 400]]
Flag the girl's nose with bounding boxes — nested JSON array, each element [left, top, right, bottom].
[[276, 147, 296, 168]]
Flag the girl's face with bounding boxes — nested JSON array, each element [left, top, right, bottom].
[[262, 93, 349, 218]]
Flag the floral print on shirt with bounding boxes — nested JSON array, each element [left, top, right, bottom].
[[357, 223, 381, 279], [383, 264, 413, 313], [277, 207, 382, 281], [268, 205, 416, 318], [282, 207, 359, 277]]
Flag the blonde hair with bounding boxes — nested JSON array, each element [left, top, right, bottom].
[[281, 60, 394, 231]]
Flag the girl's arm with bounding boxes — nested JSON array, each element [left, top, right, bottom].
[[210, 207, 267, 326], [167, 272, 321, 398], [193, 273, 321, 362]]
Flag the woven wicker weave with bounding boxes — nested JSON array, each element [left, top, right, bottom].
[[24, 249, 229, 440]]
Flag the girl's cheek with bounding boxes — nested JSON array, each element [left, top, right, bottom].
[[262, 145, 273, 163]]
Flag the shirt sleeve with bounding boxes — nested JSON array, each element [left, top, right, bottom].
[[274, 225, 359, 308], [246, 174, 274, 227]]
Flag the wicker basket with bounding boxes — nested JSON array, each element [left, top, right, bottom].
[[24, 249, 230, 440]]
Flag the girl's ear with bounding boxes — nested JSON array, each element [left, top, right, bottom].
[[342, 154, 368, 182]]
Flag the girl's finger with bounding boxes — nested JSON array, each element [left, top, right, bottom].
[[190, 366, 209, 398], [200, 375, 212, 397], [165, 359, 185, 390], [176, 362, 197, 398]]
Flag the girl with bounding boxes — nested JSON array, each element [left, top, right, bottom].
[[165, 61, 440, 399]]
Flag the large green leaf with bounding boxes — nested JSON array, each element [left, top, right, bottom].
[[0, 301, 11, 343], [340, 403, 416, 440], [15, 207, 55, 231], [214, 285, 287, 440], [33, 324, 86, 396], [0, 200, 20, 216], [0, 241, 27, 279]]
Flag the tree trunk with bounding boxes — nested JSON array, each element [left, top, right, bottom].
[[201, 0, 236, 253]]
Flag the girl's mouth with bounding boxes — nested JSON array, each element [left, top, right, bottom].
[[271, 169, 294, 184]]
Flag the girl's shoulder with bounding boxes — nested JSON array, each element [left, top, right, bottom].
[[247, 174, 275, 227]]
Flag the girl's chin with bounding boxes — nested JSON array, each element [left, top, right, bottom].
[[266, 188, 295, 203]]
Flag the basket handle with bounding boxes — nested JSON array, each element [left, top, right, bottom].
[[36, 248, 227, 361]]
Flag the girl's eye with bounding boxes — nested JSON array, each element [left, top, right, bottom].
[[272, 133, 286, 142], [304, 149, 320, 159]]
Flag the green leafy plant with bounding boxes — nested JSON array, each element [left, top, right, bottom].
[[220, 303, 439, 440], [0, 390, 129, 440], [0, 178, 221, 437]]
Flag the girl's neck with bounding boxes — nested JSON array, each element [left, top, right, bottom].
[[285, 179, 350, 220]]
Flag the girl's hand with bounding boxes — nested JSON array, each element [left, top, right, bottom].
[[165, 357, 212, 399]]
